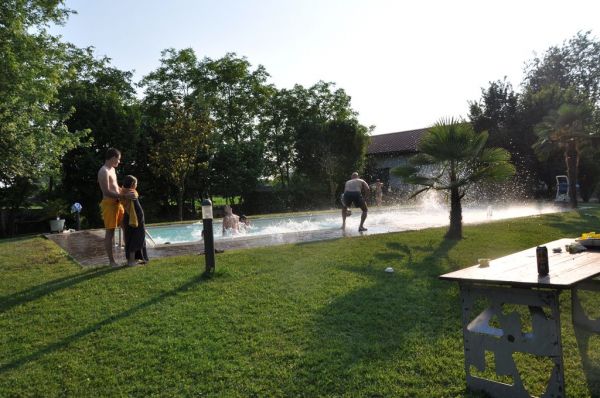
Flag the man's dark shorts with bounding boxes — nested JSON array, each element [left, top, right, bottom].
[[343, 191, 365, 208]]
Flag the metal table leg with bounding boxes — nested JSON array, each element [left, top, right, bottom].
[[460, 283, 565, 398]]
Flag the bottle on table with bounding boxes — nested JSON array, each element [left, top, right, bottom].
[[536, 246, 549, 276]]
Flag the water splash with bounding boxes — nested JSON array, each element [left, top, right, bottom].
[[147, 201, 565, 244], [417, 189, 446, 211]]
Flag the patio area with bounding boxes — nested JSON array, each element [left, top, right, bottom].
[[45, 226, 350, 267]]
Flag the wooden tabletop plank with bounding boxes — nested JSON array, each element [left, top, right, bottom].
[[440, 238, 600, 288]]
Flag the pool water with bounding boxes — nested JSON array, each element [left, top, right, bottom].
[[146, 213, 337, 244], [145, 202, 564, 245]]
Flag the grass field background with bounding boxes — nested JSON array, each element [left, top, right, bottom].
[[1, 206, 600, 397]]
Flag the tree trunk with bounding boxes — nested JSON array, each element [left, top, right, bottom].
[[446, 186, 463, 239], [446, 162, 462, 240], [177, 188, 184, 221], [191, 194, 197, 217], [565, 141, 578, 208], [279, 166, 286, 188], [329, 179, 336, 207]]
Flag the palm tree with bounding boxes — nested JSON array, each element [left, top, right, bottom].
[[392, 118, 515, 240], [533, 103, 592, 208]]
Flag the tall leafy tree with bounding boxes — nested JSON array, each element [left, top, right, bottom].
[[58, 49, 141, 227], [524, 31, 600, 105], [469, 79, 541, 196], [303, 81, 357, 123], [292, 82, 370, 204], [201, 53, 273, 143], [260, 86, 309, 187], [469, 79, 520, 148], [0, 0, 86, 186], [516, 84, 568, 195], [578, 148, 600, 202], [200, 53, 274, 202], [261, 82, 351, 189], [140, 48, 211, 220], [392, 119, 515, 240], [533, 102, 594, 208], [489, 31, 600, 198], [149, 98, 210, 220], [209, 139, 264, 203], [296, 119, 369, 205]]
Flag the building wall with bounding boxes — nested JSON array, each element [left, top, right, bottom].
[[370, 154, 412, 191]]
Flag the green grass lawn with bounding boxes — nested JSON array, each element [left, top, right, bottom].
[[2, 206, 600, 397]]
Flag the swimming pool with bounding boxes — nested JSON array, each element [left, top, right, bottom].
[[146, 213, 337, 244], [145, 202, 564, 245]]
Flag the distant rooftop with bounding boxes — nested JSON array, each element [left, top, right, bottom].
[[367, 127, 429, 155]]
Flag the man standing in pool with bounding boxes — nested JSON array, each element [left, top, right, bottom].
[[341, 172, 370, 232]]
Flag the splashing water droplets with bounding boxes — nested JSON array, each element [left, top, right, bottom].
[[147, 200, 565, 245]]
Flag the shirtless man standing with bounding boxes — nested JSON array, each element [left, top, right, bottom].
[[97, 148, 136, 267], [341, 172, 370, 232]]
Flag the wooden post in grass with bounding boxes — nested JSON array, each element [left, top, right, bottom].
[[202, 199, 215, 274]]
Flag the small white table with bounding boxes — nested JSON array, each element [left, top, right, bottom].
[[440, 238, 600, 398]]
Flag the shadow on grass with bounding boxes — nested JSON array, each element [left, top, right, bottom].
[[0, 272, 211, 374], [373, 242, 414, 263], [573, 276, 600, 397], [374, 238, 459, 275], [285, 238, 488, 396], [0, 267, 120, 314], [574, 327, 600, 396]]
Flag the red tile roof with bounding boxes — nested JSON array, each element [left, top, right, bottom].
[[367, 127, 429, 155]]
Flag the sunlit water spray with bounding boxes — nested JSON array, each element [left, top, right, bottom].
[[147, 199, 565, 245]]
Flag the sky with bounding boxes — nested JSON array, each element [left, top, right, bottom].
[[51, 0, 600, 135]]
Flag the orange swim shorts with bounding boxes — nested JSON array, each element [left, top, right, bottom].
[[100, 198, 124, 229]]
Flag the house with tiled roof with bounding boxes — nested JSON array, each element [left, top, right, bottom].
[[366, 127, 429, 191]]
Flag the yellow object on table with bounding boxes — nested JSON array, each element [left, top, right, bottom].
[[580, 232, 600, 240]]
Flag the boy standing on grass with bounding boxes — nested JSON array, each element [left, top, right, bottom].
[[121, 175, 149, 266]]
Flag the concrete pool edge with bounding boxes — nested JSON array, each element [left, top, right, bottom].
[[45, 225, 357, 267], [45, 202, 573, 267]]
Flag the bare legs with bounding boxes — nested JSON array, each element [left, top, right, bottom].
[[104, 228, 119, 267], [341, 205, 368, 232], [341, 206, 348, 229], [359, 203, 368, 232]]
